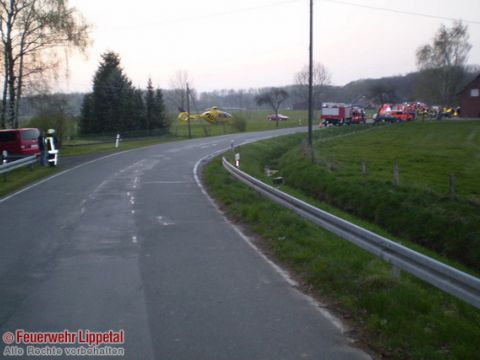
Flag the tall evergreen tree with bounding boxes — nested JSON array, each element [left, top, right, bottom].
[[130, 89, 145, 131], [79, 93, 93, 133], [80, 52, 137, 134], [152, 88, 167, 129], [145, 78, 155, 130]]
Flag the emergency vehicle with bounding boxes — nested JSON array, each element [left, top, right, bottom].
[[321, 103, 366, 126], [321, 103, 352, 126], [375, 103, 416, 123]]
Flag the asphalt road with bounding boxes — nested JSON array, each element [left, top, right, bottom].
[[0, 128, 370, 359]]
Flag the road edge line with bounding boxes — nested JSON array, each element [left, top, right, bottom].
[[193, 146, 348, 335]]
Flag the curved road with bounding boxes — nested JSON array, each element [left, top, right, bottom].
[[0, 128, 369, 359]]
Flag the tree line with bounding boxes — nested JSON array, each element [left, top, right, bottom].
[[80, 52, 168, 135], [2, 13, 476, 131], [196, 21, 476, 110]]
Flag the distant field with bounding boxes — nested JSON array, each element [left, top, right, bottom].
[[170, 109, 309, 138], [62, 110, 311, 149]]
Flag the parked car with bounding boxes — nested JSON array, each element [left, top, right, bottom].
[[267, 114, 289, 121], [0, 128, 41, 156]]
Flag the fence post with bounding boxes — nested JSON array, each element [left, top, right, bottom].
[[393, 161, 400, 187], [361, 160, 367, 176], [449, 175, 456, 200]]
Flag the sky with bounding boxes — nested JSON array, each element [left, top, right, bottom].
[[59, 0, 480, 93]]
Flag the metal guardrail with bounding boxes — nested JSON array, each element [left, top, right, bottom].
[[222, 157, 480, 309], [0, 155, 38, 176]]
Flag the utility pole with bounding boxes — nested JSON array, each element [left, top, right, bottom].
[[307, 0, 314, 146], [186, 82, 192, 139]]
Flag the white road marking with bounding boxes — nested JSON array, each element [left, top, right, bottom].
[[192, 139, 348, 335], [143, 181, 192, 184]]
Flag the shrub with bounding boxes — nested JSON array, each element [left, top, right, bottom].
[[231, 114, 247, 132]]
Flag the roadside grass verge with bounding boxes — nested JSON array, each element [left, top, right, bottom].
[[0, 165, 57, 198], [203, 135, 480, 358]]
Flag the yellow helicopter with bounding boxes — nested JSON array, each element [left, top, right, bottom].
[[178, 106, 233, 125]]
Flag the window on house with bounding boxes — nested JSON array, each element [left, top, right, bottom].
[[471, 88, 480, 97]]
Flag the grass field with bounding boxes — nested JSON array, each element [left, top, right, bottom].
[[272, 121, 480, 272], [170, 109, 308, 138], [203, 123, 480, 359], [311, 121, 480, 201]]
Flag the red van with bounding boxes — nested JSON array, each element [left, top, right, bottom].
[[0, 128, 41, 156]]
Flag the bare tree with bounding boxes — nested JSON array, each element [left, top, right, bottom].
[[294, 62, 331, 109], [255, 88, 289, 128], [0, 0, 89, 128], [368, 82, 397, 104], [415, 21, 471, 105], [168, 70, 195, 111]]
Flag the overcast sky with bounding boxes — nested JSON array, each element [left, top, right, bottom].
[[61, 0, 480, 93]]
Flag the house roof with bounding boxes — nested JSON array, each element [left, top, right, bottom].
[[458, 73, 480, 96]]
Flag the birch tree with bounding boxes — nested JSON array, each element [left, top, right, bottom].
[[416, 21, 471, 105], [0, 0, 89, 128]]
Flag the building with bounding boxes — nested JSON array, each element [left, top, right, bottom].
[[459, 73, 480, 118]]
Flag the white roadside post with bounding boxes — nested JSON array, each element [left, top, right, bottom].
[[235, 153, 240, 168], [115, 134, 121, 148], [2, 150, 7, 164]]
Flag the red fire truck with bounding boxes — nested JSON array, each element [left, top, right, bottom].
[[321, 103, 366, 126]]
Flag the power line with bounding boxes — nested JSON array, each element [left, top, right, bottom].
[[176, 0, 303, 22], [319, 0, 480, 25], [94, 0, 304, 31], [92, 0, 480, 33]]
